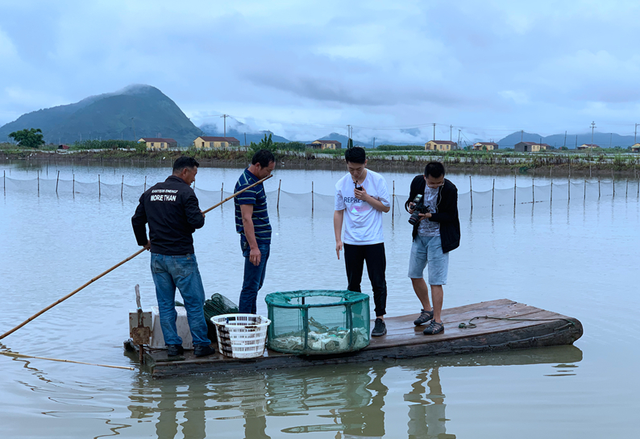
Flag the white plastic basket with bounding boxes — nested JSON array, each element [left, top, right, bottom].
[[210, 314, 271, 359]]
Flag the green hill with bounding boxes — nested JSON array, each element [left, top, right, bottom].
[[0, 85, 203, 146]]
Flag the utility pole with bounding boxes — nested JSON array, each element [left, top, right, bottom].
[[610, 133, 612, 148], [564, 131, 567, 148], [590, 121, 596, 146], [575, 135, 578, 148], [220, 114, 228, 138], [433, 123, 436, 141], [521, 130, 524, 142], [457, 129, 461, 146], [450, 125, 453, 142], [373, 137, 376, 149], [635, 123, 639, 144]]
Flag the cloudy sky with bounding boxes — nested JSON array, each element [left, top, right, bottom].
[[2, 0, 640, 143]]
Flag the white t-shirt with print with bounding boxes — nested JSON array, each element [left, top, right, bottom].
[[334, 169, 390, 245]]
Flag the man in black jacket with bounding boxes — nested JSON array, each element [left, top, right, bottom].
[[405, 162, 460, 335], [132, 156, 214, 357]]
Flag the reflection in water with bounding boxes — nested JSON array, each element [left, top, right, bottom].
[[405, 368, 454, 439], [125, 347, 583, 438]]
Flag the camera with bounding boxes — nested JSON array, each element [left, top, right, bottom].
[[408, 194, 430, 225], [354, 181, 363, 191]]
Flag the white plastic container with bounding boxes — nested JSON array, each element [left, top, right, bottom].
[[210, 314, 271, 359]]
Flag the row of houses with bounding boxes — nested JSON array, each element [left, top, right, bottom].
[[425, 141, 499, 151], [139, 137, 640, 153], [139, 137, 343, 151]]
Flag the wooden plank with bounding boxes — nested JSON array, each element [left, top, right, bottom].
[[141, 299, 584, 378]]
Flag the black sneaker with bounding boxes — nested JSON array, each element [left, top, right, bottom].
[[371, 318, 387, 337], [423, 320, 444, 335], [167, 344, 184, 356], [194, 344, 216, 357], [413, 309, 434, 326]]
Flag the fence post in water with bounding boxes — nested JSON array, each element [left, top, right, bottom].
[[584, 180, 587, 203], [392, 180, 395, 217], [311, 181, 314, 213], [277, 179, 281, 213], [469, 176, 473, 210], [567, 174, 570, 202], [626, 179, 628, 199], [73, 174, 75, 198], [221, 182, 224, 203], [532, 175, 535, 204], [491, 179, 495, 214], [513, 174, 516, 211], [37, 171, 40, 197], [144, 176, 147, 192], [550, 180, 553, 207], [612, 170, 615, 198], [98, 174, 101, 199], [598, 179, 601, 199], [56, 170, 60, 195], [121, 175, 124, 200], [3, 170, 5, 197]]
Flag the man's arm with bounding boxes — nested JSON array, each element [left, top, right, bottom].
[[241, 204, 261, 266], [333, 209, 344, 259], [131, 197, 150, 248], [184, 192, 205, 229], [354, 185, 390, 213]]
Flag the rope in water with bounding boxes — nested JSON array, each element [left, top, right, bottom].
[[458, 315, 577, 329], [0, 351, 134, 370]]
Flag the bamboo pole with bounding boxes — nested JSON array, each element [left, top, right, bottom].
[[220, 182, 224, 203], [56, 170, 60, 195], [121, 175, 124, 201], [469, 176, 473, 210], [73, 174, 75, 198], [98, 174, 101, 199], [144, 176, 147, 192], [3, 170, 5, 196], [0, 351, 134, 371], [311, 181, 314, 214], [37, 170, 40, 197], [0, 174, 273, 341], [598, 179, 601, 199]]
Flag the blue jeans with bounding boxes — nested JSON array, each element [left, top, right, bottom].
[[239, 236, 270, 314], [150, 253, 210, 347]]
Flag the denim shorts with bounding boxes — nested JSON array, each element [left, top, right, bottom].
[[407, 235, 449, 285]]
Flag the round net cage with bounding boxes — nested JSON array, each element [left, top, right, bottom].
[[265, 290, 370, 355]]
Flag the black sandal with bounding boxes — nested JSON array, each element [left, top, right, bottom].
[[423, 320, 444, 335]]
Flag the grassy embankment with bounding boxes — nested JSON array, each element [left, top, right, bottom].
[[2, 141, 640, 178]]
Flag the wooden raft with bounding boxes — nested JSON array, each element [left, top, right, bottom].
[[134, 299, 583, 378]]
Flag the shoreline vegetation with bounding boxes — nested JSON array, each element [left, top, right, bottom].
[[2, 142, 640, 179]]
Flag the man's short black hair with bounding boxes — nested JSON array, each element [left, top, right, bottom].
[[173, 156, 199, 172], [345, 146, 366, 164], [252, 149, 275, 167], [424, 161, 445, 178]]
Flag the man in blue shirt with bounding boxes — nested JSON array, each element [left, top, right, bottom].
[[234, 150, 276, 313]]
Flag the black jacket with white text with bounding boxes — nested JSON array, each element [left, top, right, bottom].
[[131, 175, 205, 255]]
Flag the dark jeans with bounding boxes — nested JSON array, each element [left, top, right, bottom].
[[344, 243, 387, 316], [150, 253, 210, 347], [239, 235, 271, 314]]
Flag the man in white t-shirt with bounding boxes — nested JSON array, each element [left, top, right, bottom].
[[334, 147, 391, 337]]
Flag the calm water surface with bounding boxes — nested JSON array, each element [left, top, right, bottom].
[[1, 162, 639, 438]]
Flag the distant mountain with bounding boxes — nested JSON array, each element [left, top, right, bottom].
[[0, 85, 203, 146], [199, 120, 289, 145], [498, 131, 637, 149]]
